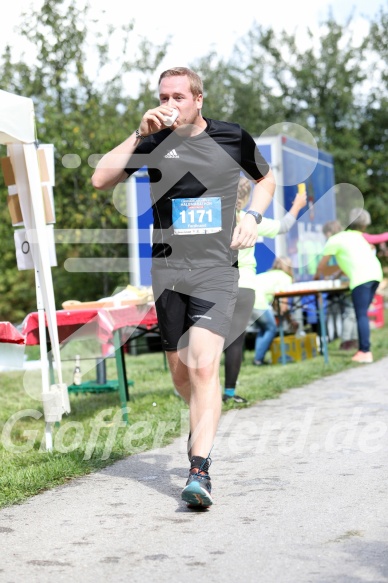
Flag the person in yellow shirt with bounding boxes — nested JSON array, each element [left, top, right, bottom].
[[251, 257, 295, 366], [315, 208, 383, 364]]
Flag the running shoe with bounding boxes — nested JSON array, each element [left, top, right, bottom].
[[181, 470, 213, 508], [351, 351, 373, 363], [340, 340, 358, 351], [182, 454, 213, 508], [222, 393, 247, 404]]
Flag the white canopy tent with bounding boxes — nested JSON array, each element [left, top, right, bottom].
[[0, 89, 70, 451]]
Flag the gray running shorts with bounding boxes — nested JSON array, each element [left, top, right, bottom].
[[151, 265, 239, 351]]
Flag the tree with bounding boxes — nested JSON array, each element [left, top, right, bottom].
[[193, 13, 387, 250], [358, 7, 388, 240], [0, 0, 167, 320]]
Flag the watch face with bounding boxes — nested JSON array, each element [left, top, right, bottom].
[[247, 210, 262, 224]]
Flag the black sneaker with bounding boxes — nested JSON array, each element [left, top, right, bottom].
[[181, 455, 213, 508], [222, 393, 247, 404], [253, 359, 269, 366]]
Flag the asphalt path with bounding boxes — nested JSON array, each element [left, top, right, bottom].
[[1, 357, 388, 583]]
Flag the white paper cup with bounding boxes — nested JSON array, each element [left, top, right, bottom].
[[163, 109, 178, 127]]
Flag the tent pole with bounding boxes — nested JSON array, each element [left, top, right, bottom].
[[35, 267, 53, 452]]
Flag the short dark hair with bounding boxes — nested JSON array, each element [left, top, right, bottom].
[[158, 67, 203, 97]]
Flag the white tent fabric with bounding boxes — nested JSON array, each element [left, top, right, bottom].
[[0, 90, 36, 144], [0, 90, 70, 450]]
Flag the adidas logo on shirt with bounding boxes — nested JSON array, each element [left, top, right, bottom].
[[165, 149, 179, 159]]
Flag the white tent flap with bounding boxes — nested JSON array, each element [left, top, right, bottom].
[[0, 90, 36, 144]]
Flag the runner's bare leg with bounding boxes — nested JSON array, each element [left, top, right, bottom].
[[166, 351, 191, 404], [167, 327, 224, 458]]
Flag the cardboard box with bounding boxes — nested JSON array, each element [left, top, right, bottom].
[[1, 156, 15, 186], [37, 148, 50, 182], [7, 193, 23, 225], [42, 185, 55, 223]]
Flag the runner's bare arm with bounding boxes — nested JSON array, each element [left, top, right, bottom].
[[92, 106, 176, 190], [91, 133, 143, 189]]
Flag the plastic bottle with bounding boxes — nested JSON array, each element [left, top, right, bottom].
[[73, 354, 82, 386]]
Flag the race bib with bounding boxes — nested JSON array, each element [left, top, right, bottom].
[[172, 197, 222, 235]]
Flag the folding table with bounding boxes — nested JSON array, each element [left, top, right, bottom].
[[273, 282, 350, 364], [22, 303, 159, 423]]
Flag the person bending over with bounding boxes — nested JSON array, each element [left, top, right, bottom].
[[315, 208, 383, 364]]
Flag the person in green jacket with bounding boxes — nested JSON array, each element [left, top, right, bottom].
[[315, 208, 383, 364], [222, 177, 307, 403]]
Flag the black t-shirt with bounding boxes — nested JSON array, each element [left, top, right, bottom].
[[125, 118, 270, 268]]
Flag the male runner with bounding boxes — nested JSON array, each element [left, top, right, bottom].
[[92, 67, 275, 508]]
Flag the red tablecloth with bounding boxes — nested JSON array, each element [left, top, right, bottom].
[[22, 304, 159, 346], [0, 322, 25, 345]]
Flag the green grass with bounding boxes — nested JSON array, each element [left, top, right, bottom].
[[0, 318, 387, 509]]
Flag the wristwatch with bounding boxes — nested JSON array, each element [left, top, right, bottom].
[[135, 128, 146, 141], [246, 210, 263, 224]]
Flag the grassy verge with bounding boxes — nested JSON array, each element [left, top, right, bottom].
[[0, 319, 387, 509]]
